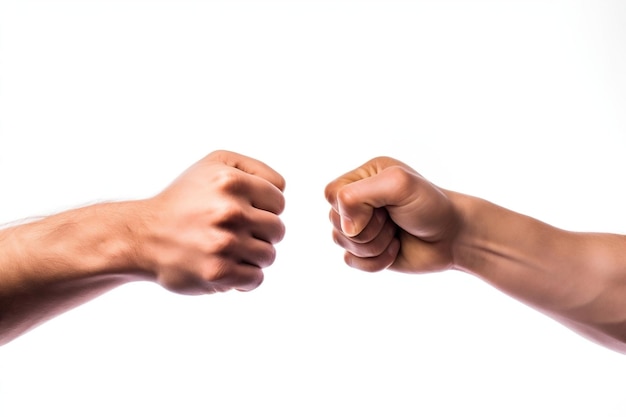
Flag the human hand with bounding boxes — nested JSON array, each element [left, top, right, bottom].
[[136, 150, 286, 295], [324, 156, 460, 274]]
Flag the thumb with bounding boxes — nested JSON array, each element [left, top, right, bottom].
[[337, 194, 374, 237], [335, 173, 396, 237]]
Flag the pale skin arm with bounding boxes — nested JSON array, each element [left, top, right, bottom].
[[0, 150, 286, 346], [324, 156, 626, 354]]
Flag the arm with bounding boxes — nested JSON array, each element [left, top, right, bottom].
[[324, 156, 626, 354], [0, 150, 286, 345], [0, 202, 149, 344]]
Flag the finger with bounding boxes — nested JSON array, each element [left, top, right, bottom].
[[213, 168, 285, 216], [330, 207, 391, 245], [206, 263, 265, 292], [237, 236, 278, 269], [334, 166, 414, 237], [332, 217, 398, 258], [209, 150, 286, 192], [324, 156, 414, 209], [343, 237, 401, 272], [251, 179, 286, 215], [233, 173, 286, 215], [249, 209, 286, 244]]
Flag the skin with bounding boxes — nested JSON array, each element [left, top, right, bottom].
[[324, 156, 626, 354], [0, 150, 286, 346]]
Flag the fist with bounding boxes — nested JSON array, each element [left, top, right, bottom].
[[137, 150, 286, 295], [324, 156, 459, 274]]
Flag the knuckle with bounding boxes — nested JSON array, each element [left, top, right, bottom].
[[213, 169, 245, 194], [386, 165, 412, 187], [337, 186, 360, 207], [273, 220, 286, 243], [222, 206, 248, 227], [260, 246, 277, 267], [247, 274, 264, 291], [200, 257, 231, 282], [208, 232, 239, 254]]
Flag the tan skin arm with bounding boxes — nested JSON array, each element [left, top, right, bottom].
[[0, 150, 286, 346], [324, 156, 626, 354]]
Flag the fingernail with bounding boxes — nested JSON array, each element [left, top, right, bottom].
[[341, 216, 356, 236]]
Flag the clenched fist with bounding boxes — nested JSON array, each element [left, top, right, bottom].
[[139, 150, 287, 294], [324, 156, 460, 274]]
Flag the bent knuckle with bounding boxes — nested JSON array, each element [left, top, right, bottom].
[[208, 232, 239, 254], [259, 246, 277, 267], [273, 220, 287, 243], [200, 257, 232, 282], [216, 204, 247, 227], [213, 169, 245, 194], [386, 165, 412, 187], [337, 186, 361, 207]]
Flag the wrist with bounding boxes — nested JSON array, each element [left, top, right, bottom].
[[91, 200, 151, 275], [445, 191, 488, 274], [89, 199, 159, 278]]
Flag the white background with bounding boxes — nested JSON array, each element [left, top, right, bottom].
[[1, 0, 625, 415]]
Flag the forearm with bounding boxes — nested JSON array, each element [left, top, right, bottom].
[[0, 201, 151, 345], [449, 192, 626, 352]]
